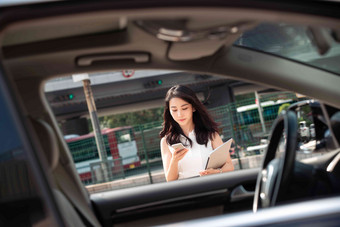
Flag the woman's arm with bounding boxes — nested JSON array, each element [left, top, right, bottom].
[[160, 137, 188, 181], [200, 133, 234, 176], [213, 133, 234, 173]]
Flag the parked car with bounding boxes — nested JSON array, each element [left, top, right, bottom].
[[1, 1, 340, 227]]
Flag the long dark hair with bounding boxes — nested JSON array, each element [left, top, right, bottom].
[[159, 85, 218, 147]]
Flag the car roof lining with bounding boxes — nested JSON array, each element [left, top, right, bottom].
[[2, 7, 340, 71], [2, 7, 340, 47], [1, 6, 340, 108], [1, 13, 126, 46]]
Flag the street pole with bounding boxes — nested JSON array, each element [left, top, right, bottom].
[[255, 91, 266, 134], [73, 74, 111, 182]]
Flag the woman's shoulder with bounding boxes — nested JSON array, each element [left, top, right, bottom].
[[160, 136, 170, 147], [160, 136, 174, 154]]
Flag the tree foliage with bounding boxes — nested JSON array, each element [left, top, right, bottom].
[[278, 103, 291, 114], [96, 107, 164, 129]]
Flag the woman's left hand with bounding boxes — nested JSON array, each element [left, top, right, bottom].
[[199, 168, 220, 176]]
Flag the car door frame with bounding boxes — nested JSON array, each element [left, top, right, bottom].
[[0, 64, 64, 226]]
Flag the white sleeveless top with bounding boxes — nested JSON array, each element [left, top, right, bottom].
[[168, 131, 213, 179]]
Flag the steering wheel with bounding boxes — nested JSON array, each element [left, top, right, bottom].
[[253, 110, 298, 212]]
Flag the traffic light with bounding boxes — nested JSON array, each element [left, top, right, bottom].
[[53, 94, 75, 102], [144, 80, 163, 88], [68, 94, 74, 100]]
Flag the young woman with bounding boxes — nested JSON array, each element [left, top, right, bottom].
[[160, 85, 234, 181]]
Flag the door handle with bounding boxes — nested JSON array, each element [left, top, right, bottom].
[[230, 185, 254, 202]]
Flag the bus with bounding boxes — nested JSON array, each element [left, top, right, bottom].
[[236, 99, 295, 125], [66, 126, 141, 184]]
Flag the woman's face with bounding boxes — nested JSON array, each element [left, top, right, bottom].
[[169, 97, 195, 128]]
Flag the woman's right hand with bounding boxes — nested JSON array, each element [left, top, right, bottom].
[[171, 148, 189, 163]]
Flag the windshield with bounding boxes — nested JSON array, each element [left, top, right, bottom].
[[234, 23, 340, 75]]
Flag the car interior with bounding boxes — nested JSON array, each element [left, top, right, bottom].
[[1, 1, 340, 226]]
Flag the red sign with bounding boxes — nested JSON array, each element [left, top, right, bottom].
[[122, 70, 135, 78]]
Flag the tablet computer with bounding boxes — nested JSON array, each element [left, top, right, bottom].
[[205, 138, 233, 169]]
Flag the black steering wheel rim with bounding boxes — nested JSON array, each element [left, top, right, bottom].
[[253, 110, 298, 212]]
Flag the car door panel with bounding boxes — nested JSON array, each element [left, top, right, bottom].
[[91, 168, 258, 226]]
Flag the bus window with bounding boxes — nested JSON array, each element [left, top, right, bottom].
[[116, 129, 133, 143]]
